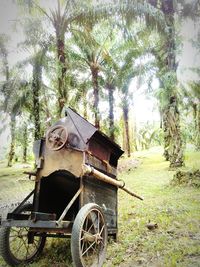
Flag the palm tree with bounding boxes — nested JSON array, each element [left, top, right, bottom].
[[149, 0, 185, 167], [183, 81, 200, 150], [0, 76, 29, 166], [17, 17, 51, 140], [17, 0, 73, 115], [18, 0, 165, 116], [105, 75, 116, 141], [0, 34, 20, 166], [102, 23, 150, 156], [70, 24, 113, 128]]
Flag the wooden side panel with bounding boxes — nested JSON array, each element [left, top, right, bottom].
[[82, 176, 118, 232]]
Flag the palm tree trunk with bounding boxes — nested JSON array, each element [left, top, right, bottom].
[[32, 60, 41, 140], [165, 97, 184, 167], [150, 0, 184, 167], [123, 104, 131, 157], [44, 89, 52, 129], [57, 36, 67, 116], [192, 103, 197, 130], [91, 67, 100, 129], [22, 123, 28, 163], [107, 83, 115, 141], [195, 104, 200, 150], [83, 90, 88, 120], [132, 116, 138, 151], [162, 107, 170, 161], [7, 114, 16, 167], [163, 1, 184, 167]]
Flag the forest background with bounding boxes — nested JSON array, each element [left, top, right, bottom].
[[0, 0, 199, 168]]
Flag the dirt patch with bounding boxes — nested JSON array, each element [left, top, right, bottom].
[[118, 158, 140, 173], [0, 179, 33, 218]]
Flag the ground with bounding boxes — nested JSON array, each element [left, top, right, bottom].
[[0, 147, 200, 267]]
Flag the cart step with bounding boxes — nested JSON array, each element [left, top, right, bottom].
[[7, 213, 29, 220], [7, 212, 56, 221], [31, 212, 56, 221]]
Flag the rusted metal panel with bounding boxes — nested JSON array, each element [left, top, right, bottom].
[[87, 130, 123, 165], [65, 107, 97, 145], [38, 147, 84, 179], [82, 176, 118, 231], [88, 138, 110, 162]]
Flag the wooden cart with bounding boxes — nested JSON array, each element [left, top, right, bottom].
[[0, 108, 142, 267]]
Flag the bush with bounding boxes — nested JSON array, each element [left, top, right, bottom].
[[171, 169, 200, 188]]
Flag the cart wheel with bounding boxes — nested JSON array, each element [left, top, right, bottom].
[[0, 204, 46, 266], [71, 203, 107, 267]]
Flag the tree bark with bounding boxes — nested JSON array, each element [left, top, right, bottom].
[[162, 107, 170, 161], [7, 114, 16, 167], [44, 89, 52, 129], [163, 0, 184, 167], [22, 123, 28, 163], [107, 83, 115, 141], [83, 90, 88, 120], [32, 60, 42, 140], [123, 104, 131, 157], [195, 104, 200, 150], [57, 36, 67, 117], [149, 0, 184, 167], [91, 67, 100, 129], [132, 116, 138, 151], [165, 97, 184, 167]]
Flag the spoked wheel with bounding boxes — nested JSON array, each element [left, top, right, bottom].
[[0, 204, 46, 266], [71, 203, 107, 267]]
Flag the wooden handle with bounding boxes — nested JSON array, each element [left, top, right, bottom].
[[82, 164, 143, 200]]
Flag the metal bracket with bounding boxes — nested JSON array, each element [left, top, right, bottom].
[[56, 186, 83, 226], [12, 190, 34, 214]]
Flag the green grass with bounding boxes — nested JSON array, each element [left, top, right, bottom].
[[105, 147, 200, 267], [0, 147, 200, 267], [0, 161, 34, 210]]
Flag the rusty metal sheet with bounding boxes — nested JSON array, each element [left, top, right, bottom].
[[82, 176, 118, 230], [65, 107, 97, 144], [38, 147, 84, 179]]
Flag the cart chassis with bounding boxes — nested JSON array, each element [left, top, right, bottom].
[[0, 178, 83, 234]]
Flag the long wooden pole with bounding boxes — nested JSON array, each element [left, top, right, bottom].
[[82, 165, 143, 200]]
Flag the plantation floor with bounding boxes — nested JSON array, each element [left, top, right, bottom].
[[0, 147, 200, 267]]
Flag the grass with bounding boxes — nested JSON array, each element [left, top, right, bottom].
[[0, 161, 34, 214], [0, 147, 200, 267], [105, 147, 200, 267]]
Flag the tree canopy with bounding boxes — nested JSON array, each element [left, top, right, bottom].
[[0, 0, 199, 166]]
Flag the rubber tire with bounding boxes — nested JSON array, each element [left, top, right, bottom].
[[71, 203, 107, 267], [0, 204, 46, 266]]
